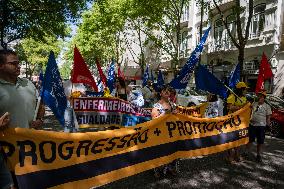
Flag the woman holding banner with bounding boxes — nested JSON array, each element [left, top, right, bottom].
[[151, 85, 178, 178], [115, 77, 131, 101]]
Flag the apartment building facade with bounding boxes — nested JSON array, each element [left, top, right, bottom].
[[156, 0, 284, 95], [207, 0, 283, 95]]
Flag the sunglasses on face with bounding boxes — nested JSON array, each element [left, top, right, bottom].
[[6, 61, 20, 66]]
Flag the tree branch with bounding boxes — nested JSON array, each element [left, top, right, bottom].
[[212, 0, 240, 49], [244, 0, 254, 43], [235, 0, 244, 46], [122, 30, 139, 66], [168, 0, 180, 16]]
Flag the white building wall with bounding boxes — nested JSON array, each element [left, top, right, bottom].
[[122, 0, 284, 90]]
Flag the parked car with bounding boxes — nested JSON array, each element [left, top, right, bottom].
[[177, 89, 207, 106], [265, 95, 284, 137]]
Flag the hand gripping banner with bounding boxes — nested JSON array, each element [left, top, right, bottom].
[[0, 104, 251, 189]]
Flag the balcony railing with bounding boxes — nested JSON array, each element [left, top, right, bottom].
[[210, 0, 235, 10], [208, 39, 235, 53]]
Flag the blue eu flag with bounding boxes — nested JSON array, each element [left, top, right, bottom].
[[170, 27, 211, 89], [107, 60, 116, 93], [228, 63, 240, 89], [195, 65, 228, 99], [157, 70, 164, 87], [42, 51, 67, 126], [142, 65, 149, 87]]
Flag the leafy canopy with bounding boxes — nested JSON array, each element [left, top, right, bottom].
[[0, 0, 90, 48]]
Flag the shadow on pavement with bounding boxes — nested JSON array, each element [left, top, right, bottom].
[[99, 137, 284, 189]]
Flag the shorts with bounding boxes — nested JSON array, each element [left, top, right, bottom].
[[0, 152, 14, 189], [249, 126, 265, 144]]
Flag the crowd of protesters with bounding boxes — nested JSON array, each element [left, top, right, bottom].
[[0, 48, 280, 187]]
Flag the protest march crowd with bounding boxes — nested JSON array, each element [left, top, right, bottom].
[[0, 27, 283, 189]]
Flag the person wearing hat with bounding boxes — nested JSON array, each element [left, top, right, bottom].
[[227, 82, 249, 114], [247, 90, 271, 163], [226, 81, 249, 163]]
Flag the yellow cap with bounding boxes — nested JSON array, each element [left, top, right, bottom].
[[257, 90, 267, 96], [236, 82, 249, 89]]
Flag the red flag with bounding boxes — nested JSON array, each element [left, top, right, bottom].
[[118, 66, 125, 79], [255, 53, 273, 93], [71, 46, 98, 92], [95, 59, 107, 87]]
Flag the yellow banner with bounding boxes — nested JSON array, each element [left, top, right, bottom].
[[0, 104, 251, 189], [176, 103, 207, 117]]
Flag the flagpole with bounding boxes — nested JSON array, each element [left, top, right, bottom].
[[223, 84, 243, 103], [33, 96, 41, 121], [33, 74, 43, 121]]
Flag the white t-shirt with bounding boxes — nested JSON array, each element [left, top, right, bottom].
[[141, 86, 153, 101], [250, 102, 272, 126]]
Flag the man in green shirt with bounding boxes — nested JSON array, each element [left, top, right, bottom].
[[0, 49, 45, 188], [0, 49, 44, 129]]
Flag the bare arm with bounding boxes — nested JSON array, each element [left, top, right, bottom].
[[266, 115, 271, 126], [30, 101, 45, 129]]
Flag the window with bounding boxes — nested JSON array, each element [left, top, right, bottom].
[[214, 18, 223, 46], [180, 31, 188, 57], [250, 4, 266, 38], [226, 14, 236, 37], [265, 11, 275, 29], [182, 6, 189, 22], [225, 14, 236, 48]]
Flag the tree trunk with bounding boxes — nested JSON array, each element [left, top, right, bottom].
[[199, 0, 204, 65], [176, 23, 181, 68], [137, 23, 145, 73], [0, 0, 8, 50], [238, 46, 245, 80], [115, 32, 120, 66]]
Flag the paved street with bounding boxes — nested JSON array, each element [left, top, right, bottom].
[[100, 136, 284, 189], [43, 108, 284, 189]]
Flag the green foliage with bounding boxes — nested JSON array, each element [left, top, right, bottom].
[[65, 0, 189, 72], [131, 0, 190, 68], [70, 0, 127, 66], [14, 35, 63, 78], [0, 0, 90, 48], [60, 40, 74, 79], [60, 60, 72, 80]]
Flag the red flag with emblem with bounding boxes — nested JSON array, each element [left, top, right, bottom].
[[255, 53, 273, 93], [71, 46, 98, 92]]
